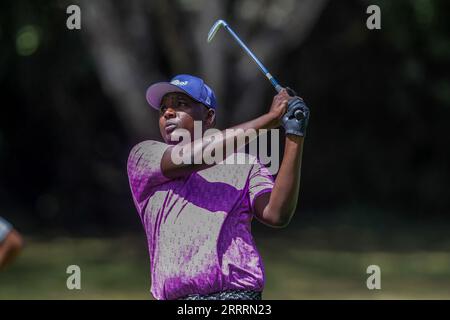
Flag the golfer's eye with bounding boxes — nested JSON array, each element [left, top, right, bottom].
[[178, 101, 188, 107], [160, 105, 167, 113]]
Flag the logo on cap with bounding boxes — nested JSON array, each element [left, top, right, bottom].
[[171, 80, 189, 86]]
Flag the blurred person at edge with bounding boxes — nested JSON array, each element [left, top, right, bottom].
[[0, 216, 23, 269]]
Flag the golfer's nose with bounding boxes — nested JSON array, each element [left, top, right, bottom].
[[164, 107, 176, 119]]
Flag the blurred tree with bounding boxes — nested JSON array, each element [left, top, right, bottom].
[[80, 0, 328, 137]]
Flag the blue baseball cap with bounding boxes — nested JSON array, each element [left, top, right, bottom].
[[146, 74, 217, 110]]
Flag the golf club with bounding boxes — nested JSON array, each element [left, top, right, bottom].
[[207, 19, 304, 120]]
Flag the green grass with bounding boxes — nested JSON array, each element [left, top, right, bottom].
[[1, 229, 449, 299], [0, 236, 151, 299]]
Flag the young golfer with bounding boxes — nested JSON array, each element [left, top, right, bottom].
[[127, 74, 309, 300]]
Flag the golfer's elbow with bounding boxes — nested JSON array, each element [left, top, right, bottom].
[[262, 206, 294, 228], [271, 218, 291, 228]]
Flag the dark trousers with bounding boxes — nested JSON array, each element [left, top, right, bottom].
[[179, 290, 262, 300]]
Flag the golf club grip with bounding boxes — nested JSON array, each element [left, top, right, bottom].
[[280, 86, 303, 119]]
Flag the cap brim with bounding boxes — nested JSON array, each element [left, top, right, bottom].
[[146, 82, 191, 110]]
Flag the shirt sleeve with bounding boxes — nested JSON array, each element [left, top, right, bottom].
[[248, 158, 275, 213], [127, 140, 171, 209]]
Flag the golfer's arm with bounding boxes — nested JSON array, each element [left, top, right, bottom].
[[161, 113, 278, 178], [254, 136, 304, 227]]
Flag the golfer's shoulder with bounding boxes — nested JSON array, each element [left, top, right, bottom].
[[237, 152, 264, 166], [221, 152, 261, 175], [233, 153, 273, 178], [128, 140, 170, 168], [129, 140, 168, 156]]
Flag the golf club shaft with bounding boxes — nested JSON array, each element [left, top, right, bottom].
[[224, 24, 305, 120], [223, 24, 283, 93], [213, 20, 303, 120]]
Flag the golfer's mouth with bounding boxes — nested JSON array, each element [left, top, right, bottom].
[[165, 122, 178, 134]]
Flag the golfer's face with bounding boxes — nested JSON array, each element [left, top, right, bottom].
[[159, 93, 205, 145]]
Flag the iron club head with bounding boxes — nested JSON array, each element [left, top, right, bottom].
[[207, 19, 228, 43]]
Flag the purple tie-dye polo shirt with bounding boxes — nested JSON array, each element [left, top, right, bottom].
[[127, 140, 274, 300]]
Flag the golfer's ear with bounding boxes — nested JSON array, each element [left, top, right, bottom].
[[207, 109, 216, 127]]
